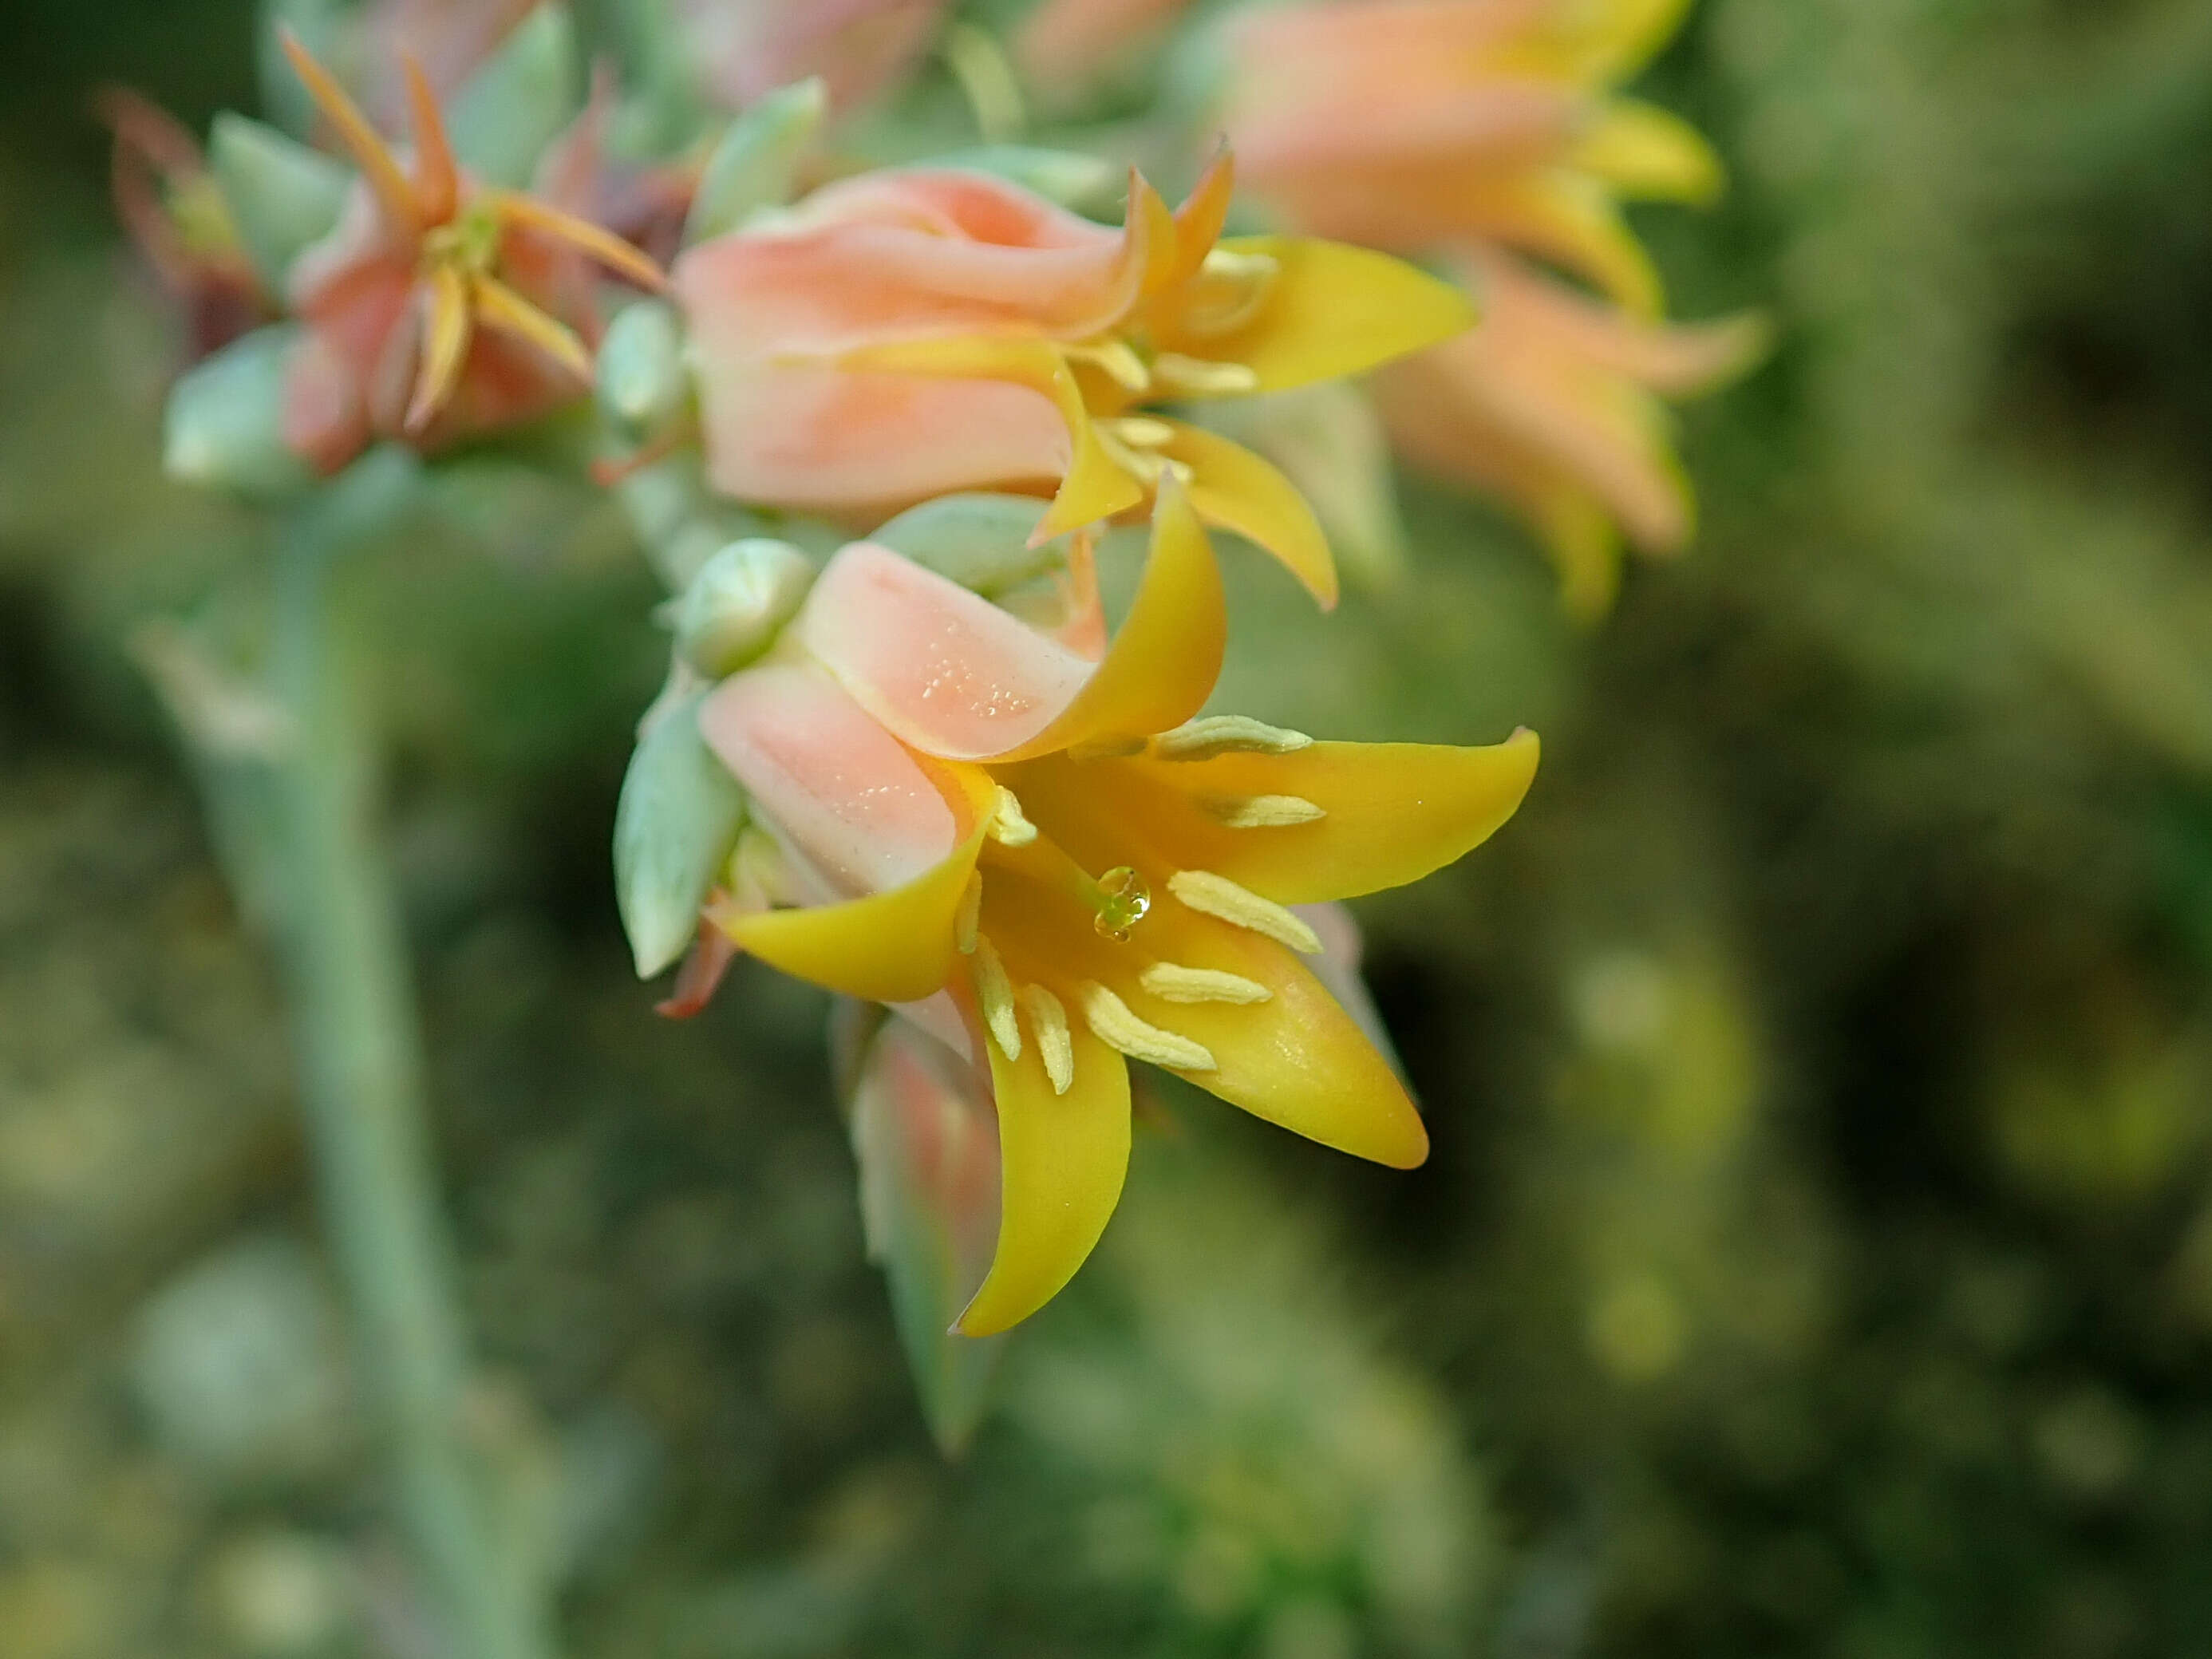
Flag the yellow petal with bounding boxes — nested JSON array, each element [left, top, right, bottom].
[[836, 334, 1146, 537], [278, 28, 421, 239], [401, 56, 458, 225], [405, 263, 472, 434], [1156, 419, 1337, 609], [981, 856, 1426, 1174], [984, 473, 1223, 762], [1531, 485, 1628, 623], [1170, 235, 1475, 393], [954, 1001, 1131, 1336], [1011, 728, 1541, 906], [1479, 176, 1664, 320], [469, 271, 591, 381], [706, 764, 999, 1003], [1578, 0, 1696, 82], [484, 188, 670, 294], [1161, 147, 1235, 296], [1571, 100, 1724, 206]]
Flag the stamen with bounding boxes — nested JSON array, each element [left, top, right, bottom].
[[1150, 354, 1261, 397], [1140, 963, 1273, 1005], [1066, 338, 1151, 394], [1167, 870, 1324, 954], [1067, 734, 1149, 761], [1091, 866, 1151, 942], [1078, 982, 1215, 1072], [988, 785, 1038, 847], [1104, 415, 1177, 448], [955, 873, 984, 955], [1096, 425, 1194, 489], [726, 827, 799, 911], [1151, 715, 1313, 760], [1201, 794, 1328, 828], [973, 936, 1021, 1061], [1021, 986, 1075, 1095], [1183, 248, 1280, 336]]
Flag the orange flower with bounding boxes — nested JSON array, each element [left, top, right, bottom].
[[1377, 248, 1767, 617], [274, 32, 666, 470], [673, 156, 1471, 605], [1222, 0, 1718, 318]]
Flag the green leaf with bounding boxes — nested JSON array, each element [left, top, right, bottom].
[[868, 493, 1067, 596], [164, 326, 316, 503], [447, 2, 582, 188], [682, 78, 828, 247], [614, 689, 749, 978], [209, 114, 350, 292]]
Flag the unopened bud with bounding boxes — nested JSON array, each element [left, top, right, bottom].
[[596, 301, 687, 435], [614, 688, 749, 979], [207, 115, 349, 293], [683, 77, 828, 247], [673, 539, 814, 677], [164, 326, 314, 501]]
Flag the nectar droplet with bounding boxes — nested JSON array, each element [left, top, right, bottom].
[[1092, 866, 1151, 942]]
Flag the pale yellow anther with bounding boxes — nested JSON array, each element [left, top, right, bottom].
[[727, 827, 800, 911], [955, 871, 984, 954], [1167, 870, 1325, 954], [1104, 415, 1178, 448], [1202, 794, 1328, 829], [1021, 985, 1075, 1095], [1066, 733, 1149, 761], [1149, 354, 1262, 397], [1096, 425, 1195, 489], [1139, 962, 1274, 1005], [988, 785, 1038, 847], [1151, 715, 1314, 760], [973, 935, 1021, 1061], [1068, 338, 1152, 393], [1184, 248, 1280, 336], [1078, 982, 1216, 1072]]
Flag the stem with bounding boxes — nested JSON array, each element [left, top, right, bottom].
[[269, 459, 554, 1659]]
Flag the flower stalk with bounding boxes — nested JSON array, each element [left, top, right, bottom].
[[269, 458, 554, 1659]]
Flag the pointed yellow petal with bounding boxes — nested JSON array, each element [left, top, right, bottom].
[[468, 271, 591, 381], [401, 56, 458, 225], [1481, 176, 1665, 320], [954, 1003, 1131, 1336], [707, 765, 1000, 1003], [1572, 100, 1724, 206], [1532, 484, 1628, 623], [1012, 728, 1541, 906], [484, 188, 670, 293], [1170, 235, 1475, 393], [405, 263, 472, 433], [1163, 147, 1235, 294], [835, 334, 1146, 537], [278, 28, 421, 239], [1155, 419, 1337, 609], [986, 474, 1223, 762], [1578, 0, 1695, 81]]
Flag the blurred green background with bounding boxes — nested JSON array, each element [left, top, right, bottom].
[[11, 2, 2212, 1655]]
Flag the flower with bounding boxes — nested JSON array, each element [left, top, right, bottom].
[[675, 0, 950, 116], [274, 32, 666, 470], [1377, 248, 1768, 616], [671, 156, 1474, 607], [676, 483, 1538, 1333], [1220, 0, 1720, 319], [97, 87, 273, 361]]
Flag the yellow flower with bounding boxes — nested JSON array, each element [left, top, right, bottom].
[[692, 482, 1538, 1333], [673, 152, 1474, 607]]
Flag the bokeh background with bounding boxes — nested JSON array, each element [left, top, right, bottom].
[[10, 1, 2212, 1655]]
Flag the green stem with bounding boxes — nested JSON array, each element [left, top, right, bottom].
[[269, 460, 553, 1659]]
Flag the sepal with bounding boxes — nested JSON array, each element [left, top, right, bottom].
[[671, 538, 815, 677], [164, 325, 316, 500], [445, 2, 583, 188], [846, 1018, 1006, 1455], [614, 685, 749, 978], [866, 493, 1065, 597], [682, 78, 828, 247], [207, 114, 350, 294], [595, 299, 688, 436]]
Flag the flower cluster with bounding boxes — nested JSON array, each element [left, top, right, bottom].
[[124, 0, 1779, 1450]]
